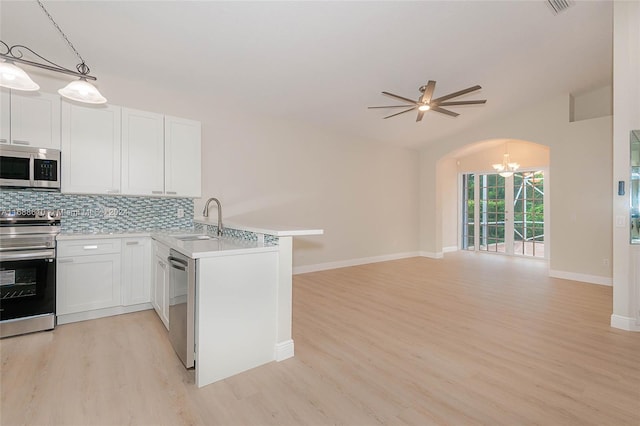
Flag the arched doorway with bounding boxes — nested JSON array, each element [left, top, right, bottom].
[[440, 139, 550, 259]]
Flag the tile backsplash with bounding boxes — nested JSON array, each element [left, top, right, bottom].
[[0, 189, 193, 233]]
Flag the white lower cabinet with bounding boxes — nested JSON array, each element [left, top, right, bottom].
[[57, 237, 153, 323], [57, 252, 122, 315], [151, 240, 170, 329], [122, 238, 152, 305]]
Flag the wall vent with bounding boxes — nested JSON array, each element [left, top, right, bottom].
[[547, 0, 573, 15]]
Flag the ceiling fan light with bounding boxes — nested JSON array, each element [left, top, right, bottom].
[[0, 60, 40, 91], [58, 78, 107, 104], [499, 171, 514, 178], [418, 104, 430, 111], [492, 164, 504, 171]]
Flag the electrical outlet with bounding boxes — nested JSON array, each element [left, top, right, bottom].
[[177, 208, 184, 218], [603, 258, 610, 267]]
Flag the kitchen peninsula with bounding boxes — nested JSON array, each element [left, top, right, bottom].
[[190, 216, 323, 386], [56, 218, 323, 388]]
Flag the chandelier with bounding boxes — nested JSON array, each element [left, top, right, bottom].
[[492, 152, 519, 177], [0, 0, 106, 104]]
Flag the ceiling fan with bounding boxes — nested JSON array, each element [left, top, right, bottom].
[[369, 80, 486, 122]]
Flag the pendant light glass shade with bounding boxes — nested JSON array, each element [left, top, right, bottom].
[[492, 153, 519, 178], [58, 78, 107, 104], [0, 60, 40, 91]]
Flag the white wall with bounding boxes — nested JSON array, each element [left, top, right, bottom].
[[611, 1, 640, 330], [570, 84, 613, 122], [419, 95, 613, 283], [197, 112, 420, 269], [438, 157, 458, 251], [455, 140, 549, 173]]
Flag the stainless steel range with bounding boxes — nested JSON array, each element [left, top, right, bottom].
[[0, 209, 61, 338]]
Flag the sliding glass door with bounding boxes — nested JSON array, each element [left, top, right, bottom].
[[462, 171, 545, 258], [512, 171, 545, 257]]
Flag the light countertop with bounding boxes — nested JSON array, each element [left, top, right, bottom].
[[57, 230, 278, 259], [194, 217, 324, 237], [57, 231, 153, 240], [56, 217, 322, 258], [151, 232, 278, 259]]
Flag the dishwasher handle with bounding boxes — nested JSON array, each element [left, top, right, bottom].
[[168, 256, 188, 271]]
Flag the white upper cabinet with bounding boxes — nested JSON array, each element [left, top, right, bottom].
[[61, 102, 121, 194], [1, 91, 61, 149], [121, 108, 165, 196], [3, 90, 202, 197], [0, 89, 9, 144], [165, 116, 201, 198]]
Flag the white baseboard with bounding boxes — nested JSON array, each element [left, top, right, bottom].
[[274, 339, 295, 361], [57, 303, 152, 325], [548, 269, 612, 286], [443, 246, 458, 253], [293, 252, 420, 275], [610, 314, 640, 331], [419, 251, 444, 259]]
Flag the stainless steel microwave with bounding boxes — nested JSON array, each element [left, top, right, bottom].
[[0, 145, 61, 191]]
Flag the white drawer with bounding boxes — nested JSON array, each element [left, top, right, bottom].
[[57, 239, 122, 257]]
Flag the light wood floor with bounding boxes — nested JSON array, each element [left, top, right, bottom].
[[1, 252, 639, 425]]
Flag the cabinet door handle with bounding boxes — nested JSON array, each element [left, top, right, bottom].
[[126, 241, 139, 246], [166, 191, 177, 195], [0, 139, 7, 144], [83, 245, 98, 250], [106, 189, 120, 194], [58, 259, 74, 263], [158, 260, 166, 268], [12, 140, 30, 145], [152, 190, 163, 194]]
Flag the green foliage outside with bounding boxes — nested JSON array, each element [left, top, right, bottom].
[[464, 172, 544, 245]]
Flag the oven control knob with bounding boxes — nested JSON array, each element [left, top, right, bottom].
[[49, 210, 61, 219]]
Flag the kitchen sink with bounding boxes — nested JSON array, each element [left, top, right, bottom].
[[175, 235, 217, 241]]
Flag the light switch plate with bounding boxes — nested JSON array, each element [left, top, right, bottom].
[[615, 215, 626, 227]]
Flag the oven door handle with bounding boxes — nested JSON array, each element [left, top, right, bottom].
[[0, 250, 55, 261], [29, 154, 35, 187], [0, 245, 52, 252]]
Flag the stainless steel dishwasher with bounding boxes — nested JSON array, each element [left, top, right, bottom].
[[167, 249, 195, 368]]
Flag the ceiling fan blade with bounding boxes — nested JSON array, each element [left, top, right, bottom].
[[383, 106, 417, 119], [382, 91, 419, 106], [419, 80, 436, 104], [431, 106, 459, 117], [416, 110, 425, 122], [368, 105, 414, 109], [437, 100, 487, 106], [431, 85, 482, 104]]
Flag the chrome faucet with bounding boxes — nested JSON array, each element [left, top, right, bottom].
[[202, 197, 223, 236]]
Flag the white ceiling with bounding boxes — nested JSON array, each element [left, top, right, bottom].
[[0, 1, 613, 149]]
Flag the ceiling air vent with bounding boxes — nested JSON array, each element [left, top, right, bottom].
[[547, 0, 573, 15]]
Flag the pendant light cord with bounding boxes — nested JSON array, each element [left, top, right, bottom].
[[36, 0, 89, 75]]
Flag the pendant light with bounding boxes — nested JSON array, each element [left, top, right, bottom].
[[0, 1, 106, 104], [58, 78, 106, 104], [0, 60, 40, 91], [492, 144, 519, 177]]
